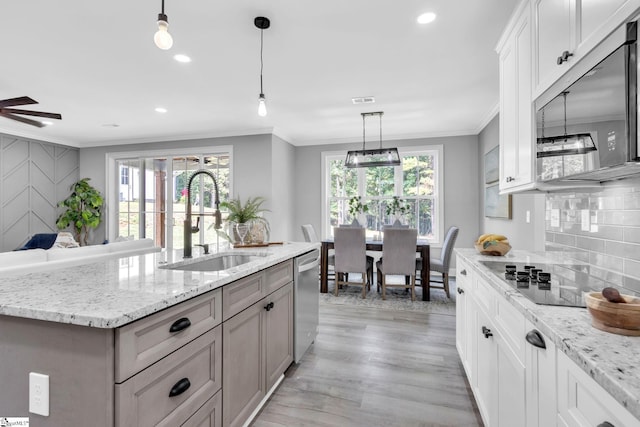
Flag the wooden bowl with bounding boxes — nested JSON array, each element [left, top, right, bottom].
[[474, 241, 512, 256], [585, 291, 640, 336]]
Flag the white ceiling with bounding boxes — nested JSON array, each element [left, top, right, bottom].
[[0, 0, 519, 148]]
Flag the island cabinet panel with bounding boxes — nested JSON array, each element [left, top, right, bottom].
[[265, 282, 294, 390], [115, 288, 222, 383], [115, 326, 222, 427], [222, 272, 265, 321], [0, 316, 115, 427], [182, 390, 222, 427]]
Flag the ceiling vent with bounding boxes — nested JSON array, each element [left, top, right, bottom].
[[351, 96, 375, 104]]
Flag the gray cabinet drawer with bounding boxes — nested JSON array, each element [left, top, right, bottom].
[[222, 272, 264, 321], [264, 259, 293, 295], [182, 390, 221, 427], [115, 289, 222, 382], [116, 326, 222, 427]]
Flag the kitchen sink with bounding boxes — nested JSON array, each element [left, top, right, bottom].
[[161, 254, 266, 272]]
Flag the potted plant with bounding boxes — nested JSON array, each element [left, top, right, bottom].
[[348, 196, 369, 226], [56, 178, 104, 246], [218, 196, 270, 244], [385, 196, 411, 225]]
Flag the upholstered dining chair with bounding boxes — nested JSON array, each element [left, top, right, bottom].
[[376, 227, 418, 301], [416, 225, 459, 298], [301, 224, 334, 279], [333, 227, 373, 298]]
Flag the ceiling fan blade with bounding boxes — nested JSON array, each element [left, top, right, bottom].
[[0, 108, 62, 120], [0, 112, 46, 128], [0, 96, 38, 108]]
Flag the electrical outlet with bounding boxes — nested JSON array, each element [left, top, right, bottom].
[[29, 372, 49, 416]]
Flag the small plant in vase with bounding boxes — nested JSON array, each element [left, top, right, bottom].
[[218, 196, 270, 245], [348, 196, 369, 226], [386, 196, 411, 225]]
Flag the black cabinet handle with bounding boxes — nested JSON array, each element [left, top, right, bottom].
[[457, 288, 465, 294], [460, 269, 467, 276], [168, 378, 191, 397], [506, 176, 515, 183], [526, 329, 546, 349], [264, 301, 275, 311], [557, 50, 574, 65], [482, 326, 493, 338], [169, 317, 191, 333], [598, 422, 615, 427]]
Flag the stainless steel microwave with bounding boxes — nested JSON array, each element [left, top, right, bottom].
[[535, 21, 640, 184]]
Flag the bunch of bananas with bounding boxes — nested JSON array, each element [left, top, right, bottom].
[[476, 233, 508, 248]]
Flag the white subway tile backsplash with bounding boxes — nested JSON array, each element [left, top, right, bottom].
[[546, 182, 640, 282]]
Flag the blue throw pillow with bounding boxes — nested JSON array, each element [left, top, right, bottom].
[[17, 233, 58, 250]]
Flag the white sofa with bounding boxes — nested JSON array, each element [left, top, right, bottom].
[[0, 239, 160, 276]]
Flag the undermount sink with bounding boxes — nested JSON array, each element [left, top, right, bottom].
[[161, 254, 266, 272]]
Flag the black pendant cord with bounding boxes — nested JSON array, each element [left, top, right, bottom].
[[161, 0, 165, 14], [260, 28, 265, 95]]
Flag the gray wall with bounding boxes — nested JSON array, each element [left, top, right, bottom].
[[478, 115, 546, 251], [0, 133, 79, 251], [293, 134, 482, 262], [79, 134, 294, 244]]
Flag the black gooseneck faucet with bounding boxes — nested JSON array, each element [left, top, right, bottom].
[[184, 169, 222, 258]]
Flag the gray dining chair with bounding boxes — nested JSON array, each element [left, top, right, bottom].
[[416, 226, 459, 298], [376, 227, 418, 301], [333, 227, 373, 298]]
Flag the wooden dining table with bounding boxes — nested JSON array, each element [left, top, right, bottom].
[[320, 239, 432, 301]]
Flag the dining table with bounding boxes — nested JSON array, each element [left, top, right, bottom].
[[320, 238, 432, 301]]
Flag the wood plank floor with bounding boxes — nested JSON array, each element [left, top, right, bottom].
[[251, 296, 483, 427]]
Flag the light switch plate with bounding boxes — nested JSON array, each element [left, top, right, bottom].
[[29, 372, 49, 416]]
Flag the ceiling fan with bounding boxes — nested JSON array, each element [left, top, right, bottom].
[[0, 96, 62, 128]]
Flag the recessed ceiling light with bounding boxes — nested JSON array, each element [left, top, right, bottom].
[[173, 54, 191, 63], [417, 12, 436, 24], [42, 121, 53, 126], [155, 107, 168, 113]]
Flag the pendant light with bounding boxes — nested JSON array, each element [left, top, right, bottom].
[[154, 0, 173, 50], [536, 91, 596, 158], [255, 16, 270, 117], [345, 112, 401, 168]]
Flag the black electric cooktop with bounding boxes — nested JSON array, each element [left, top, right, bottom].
[[480, 261, 600, 308]]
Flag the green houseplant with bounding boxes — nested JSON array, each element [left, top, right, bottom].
[[56, 178, 104, 246], [219, 196, 270, 244], [347, 196, 369, 226]]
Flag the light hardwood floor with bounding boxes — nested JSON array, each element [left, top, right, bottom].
[[251, 291, 483, 427]]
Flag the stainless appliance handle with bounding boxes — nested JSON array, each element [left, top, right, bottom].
[[298, 258, 320, 273]]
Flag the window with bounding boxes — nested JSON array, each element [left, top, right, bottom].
[[322, 145, 443, 243], [108, 147, 232, 251]]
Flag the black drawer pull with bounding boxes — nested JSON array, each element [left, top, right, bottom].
[[168, 378, 191, 397], [482, 326, 493, 338], [264, 301, 275, 311], [557, 50, 574, 65], [460, 269, 467, 276], [169, 317, 191, 333], [457, 288, 465, 294], [526, 329, 546, 349], [598, 422, 615, 427]]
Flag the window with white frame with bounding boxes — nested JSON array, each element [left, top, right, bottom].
[[322, 146, 443, 243], [108, 148, 232, 251]]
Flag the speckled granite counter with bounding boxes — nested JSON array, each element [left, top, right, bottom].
[[0, 242, 318, 328], [456, 247, 640, 421]]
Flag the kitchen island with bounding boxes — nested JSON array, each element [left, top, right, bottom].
[[456, 248, 640, 427], [0, 242, 317, 427]]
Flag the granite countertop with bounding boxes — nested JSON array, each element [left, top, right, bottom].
[[0, 242, 318, 329], [455, 248, 640, 421]]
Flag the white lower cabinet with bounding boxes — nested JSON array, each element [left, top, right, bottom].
[[458, 262, 640, 427], [557, 350, 640, 427]]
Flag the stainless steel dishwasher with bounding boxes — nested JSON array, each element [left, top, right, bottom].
[[293, 249, 320, 363]]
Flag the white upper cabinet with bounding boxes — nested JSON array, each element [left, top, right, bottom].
[[497, 1, 535, 192], [533, 0, 640, 98]]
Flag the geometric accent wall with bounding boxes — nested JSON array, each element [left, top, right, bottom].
[[0, 133, 79, 251]]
